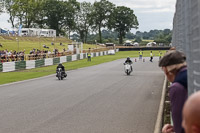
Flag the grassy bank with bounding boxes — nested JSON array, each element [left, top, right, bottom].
[[0, 50, 166, 85], [0, 36, 101, 53]]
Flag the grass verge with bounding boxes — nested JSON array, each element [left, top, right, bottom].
[[0, 50, 166, 85], [0, 36, 101, 54]]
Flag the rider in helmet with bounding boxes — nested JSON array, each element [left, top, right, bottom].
[[56, 63, 67, 77], [125, 57, 133, 71], [125, 57, 132, 64]]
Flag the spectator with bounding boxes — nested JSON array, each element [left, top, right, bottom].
[[87, 48, 91, 62], [43, 44, 49, 49], [160, 50, 188, 133], [139, 49, 143, 60], [150, 51, 153, 62], [182, 91, 200, 133], [20, 51, 25, 61], [48, 50, 51, 54], [159, 51, 162, 60]]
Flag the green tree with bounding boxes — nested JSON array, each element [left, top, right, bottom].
[[163, 29, 171, 35], [135, 29, 172, 41], [165, 33, 172, 43], [101, 30, 118, 40], [11, 0, 42, 28], [75, 2, 93, 43], [125, 32, 135, 39], [143, 31, 149, 39], [43, 0, 66, 35], [32, 0, 47, 28], [154, 33, 169, 44], [135, 36, 142, 43], [135, 31, 143, 38], [63, 0, 80, 38], [0, 1, 3, 13], [4, 0, 16, 28], [154, 29, 172, 44], [91, 0, 115, 43], [109, 6, 138, 44]]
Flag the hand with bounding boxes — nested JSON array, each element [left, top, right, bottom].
[[162, 124, 174, 133]]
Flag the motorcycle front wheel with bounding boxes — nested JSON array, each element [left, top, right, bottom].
[[126, 70, 130, 75], [58, 73, 61, 80]]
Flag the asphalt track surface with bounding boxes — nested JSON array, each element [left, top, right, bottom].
[[0, 57, 164, 133]]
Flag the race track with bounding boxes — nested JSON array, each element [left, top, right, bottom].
[[0, 57, 164, 133]]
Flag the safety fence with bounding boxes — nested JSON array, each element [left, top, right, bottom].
[[0, 49, 119, 72], [172, 0, 200, 94]]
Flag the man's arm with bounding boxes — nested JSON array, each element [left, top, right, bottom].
[[169, 83, 187, 133]]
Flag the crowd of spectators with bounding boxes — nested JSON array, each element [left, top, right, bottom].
[[0, 48, 72, 63], [0, 49, 25, 62]]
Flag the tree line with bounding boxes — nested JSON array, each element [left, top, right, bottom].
[[71, 29, 172, 45], [1, 0, 139, 44], [135, 29, 172, 43]]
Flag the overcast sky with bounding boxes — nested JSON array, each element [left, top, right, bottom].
[[0, 0, 176, 33]]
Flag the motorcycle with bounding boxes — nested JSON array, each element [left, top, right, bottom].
[[124, 63, 132, 75], [57, 68, 65, 80]]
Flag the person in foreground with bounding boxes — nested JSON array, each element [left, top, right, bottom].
[[160, 50, 187, 133], [182, 91, 200, 133]]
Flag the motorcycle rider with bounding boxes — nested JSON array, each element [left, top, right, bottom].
[[56, 63, 67, 77], [125, 57, 133, 71]]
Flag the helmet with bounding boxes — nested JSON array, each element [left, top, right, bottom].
[[127, 57, 130, 60]]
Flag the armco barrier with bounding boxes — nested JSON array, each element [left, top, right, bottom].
[[83, 53, 86, 59], [80, 53, 84, 59], [45, 58, 53, 66], [93, 53, 96, 57], [96, 52, 99, 57], [35, 59, 45, 68], [26, 60, 35, 69], [100, 51, 103, 56], [53, 57, 60, 65], [1, 51, 110, 72], [72, 55, 77, 61], [3, 62, 15, 72], [67, 56, 72, 62], [0, 63, 2, 72], [15, 61, 26, 70], [60, 56, 67, 63], [91, 53, 94, 57], [77, 54, 80, 60]]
